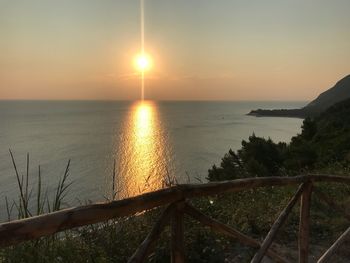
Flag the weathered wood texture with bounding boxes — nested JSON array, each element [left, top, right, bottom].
[[299, 182, 313, 263], [128, 204, 175, 263], [251, 183, 306, 263], [0, 175, 349, 247], [171, 202, 185, 263], [317, 227, 350, 263], [184, 203, 289, 263]]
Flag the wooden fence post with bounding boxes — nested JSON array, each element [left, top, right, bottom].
[[251, 183, 306, 263], [184, 203, 289, 263], [128, 204, 175, 263], [299, 181, 313, 263], [317, 227, 350, 263], [171, 201, 185, 263]]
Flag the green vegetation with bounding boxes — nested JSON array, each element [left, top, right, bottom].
[[1, 99, 350, 262], [209, 98, 350, 181]]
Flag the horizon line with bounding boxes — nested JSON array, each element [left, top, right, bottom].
[[0, 99, 309, 103]]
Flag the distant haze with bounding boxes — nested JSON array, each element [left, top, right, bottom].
[[1, 0, 349, 101]]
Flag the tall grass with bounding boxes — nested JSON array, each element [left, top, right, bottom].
[[5, 150, 72, 221]]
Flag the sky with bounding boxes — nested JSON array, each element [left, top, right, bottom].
[[0, 0, 349, 101]]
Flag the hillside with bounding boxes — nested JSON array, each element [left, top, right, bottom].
[[305, 74, 350, 114], [209, 97, 350, 181], [248, 75, 350, 118], [299, 97, 350, 164]]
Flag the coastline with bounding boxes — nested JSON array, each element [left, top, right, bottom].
[[247, 108, 307, 118]]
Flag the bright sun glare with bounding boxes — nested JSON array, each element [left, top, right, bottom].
[[135, 54, 152, 71]]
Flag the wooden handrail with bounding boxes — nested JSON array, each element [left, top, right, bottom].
[[0, 175, 349, 247], [0, 174, 349, 262]]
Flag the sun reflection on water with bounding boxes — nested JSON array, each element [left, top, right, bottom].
[[115, 101, 172, 198], [135, 103, 152, 138]]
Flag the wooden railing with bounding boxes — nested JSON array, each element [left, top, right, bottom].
[[0, 175, 349, 262]]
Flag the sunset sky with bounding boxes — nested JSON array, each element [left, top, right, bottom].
[[1, 0, 349, 101]]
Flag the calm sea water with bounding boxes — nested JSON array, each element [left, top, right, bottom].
[[0, 100, 305, 217]]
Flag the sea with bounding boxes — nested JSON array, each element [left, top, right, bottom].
[[0, 100, 305, 219]]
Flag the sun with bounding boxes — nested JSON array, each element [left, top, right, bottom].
[[135, 53, 152, 71]]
